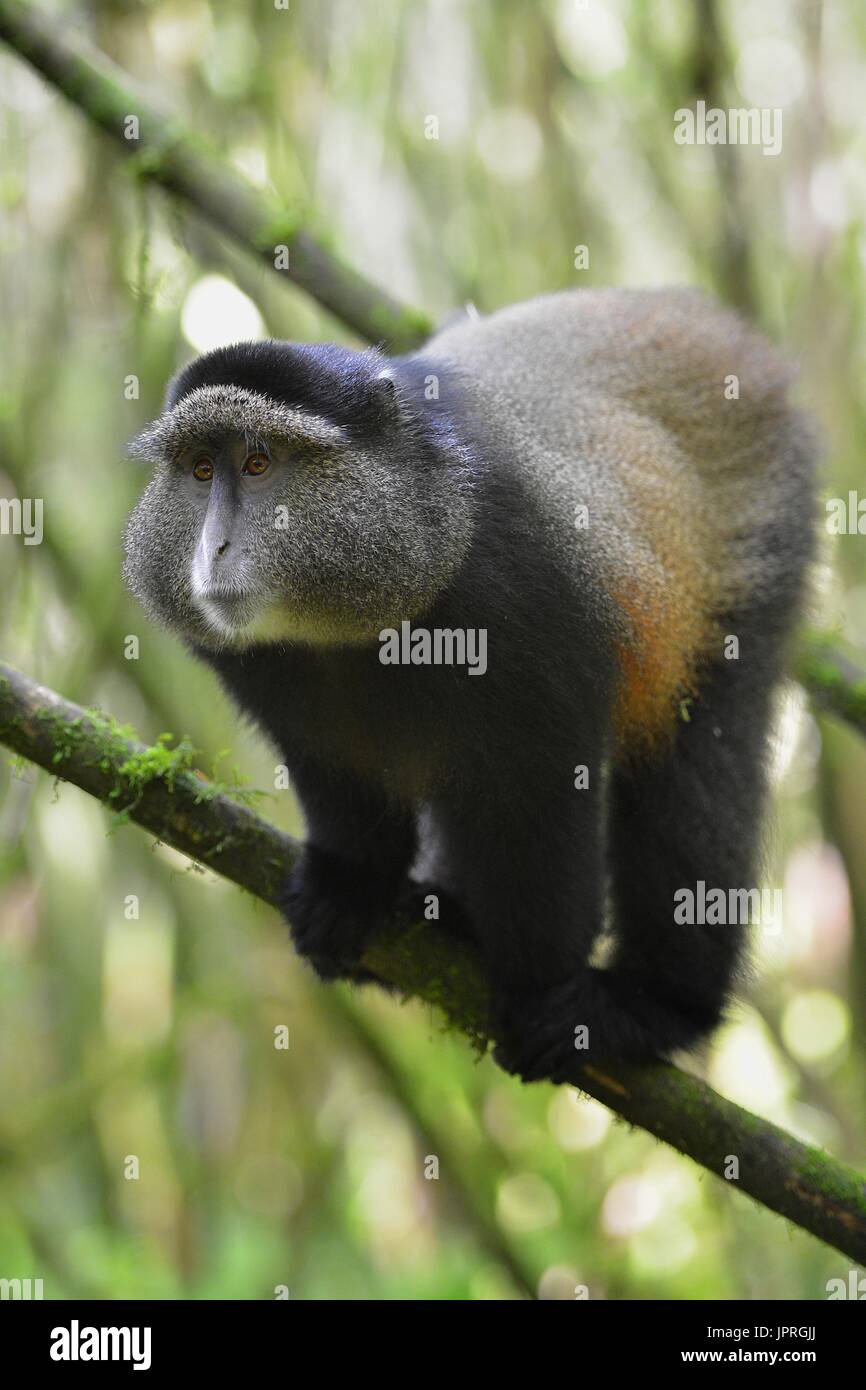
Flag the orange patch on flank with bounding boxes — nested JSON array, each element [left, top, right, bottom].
[[611, 580, 706, 748]]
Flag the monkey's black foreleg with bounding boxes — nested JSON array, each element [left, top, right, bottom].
[[280, 754, 416, 982]]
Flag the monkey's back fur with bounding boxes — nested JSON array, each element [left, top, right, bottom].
[[124, 287, 816, 1078], [427, 289, 813, 745]]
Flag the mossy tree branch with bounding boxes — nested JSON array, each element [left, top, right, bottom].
[[2, 660, 866, 1264], [0, 0, 431, 351]]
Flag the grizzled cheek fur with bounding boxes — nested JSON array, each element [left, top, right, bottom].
[[253, 453, 458, 620], [122, 471, 203, 632]]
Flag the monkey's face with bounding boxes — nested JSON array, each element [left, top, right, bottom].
[[123, 382, 474, 650]]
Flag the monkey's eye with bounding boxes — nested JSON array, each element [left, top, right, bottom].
[[192, 457, 213, 482], [243, 453, 270, 477]]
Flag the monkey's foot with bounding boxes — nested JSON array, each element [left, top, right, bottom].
[[280, 846, 399, 983], [491, 968, 718, 1083]]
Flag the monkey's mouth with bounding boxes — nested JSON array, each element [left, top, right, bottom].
[[191, 585, 315, 650], [195, 590, 260, 634]]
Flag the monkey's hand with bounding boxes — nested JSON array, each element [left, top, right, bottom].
[[491, 967, 718, 1081], [280, 845, 404, 983]]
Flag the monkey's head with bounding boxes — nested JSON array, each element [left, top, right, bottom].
[[122, 341, 476, 650]]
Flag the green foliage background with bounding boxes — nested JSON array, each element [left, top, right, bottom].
[[1, 0, 865, 1300]]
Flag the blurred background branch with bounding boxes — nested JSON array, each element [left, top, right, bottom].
[[0, 0, 431, 350], [796, 633, 866, 737]]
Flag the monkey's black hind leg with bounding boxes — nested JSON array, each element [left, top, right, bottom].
[[602, 639, 783, 1061], [432, 745, 701, 1079], [491, 645, 782, 1082]]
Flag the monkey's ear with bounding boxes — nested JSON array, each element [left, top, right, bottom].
[[366, 367, 413, 431]]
